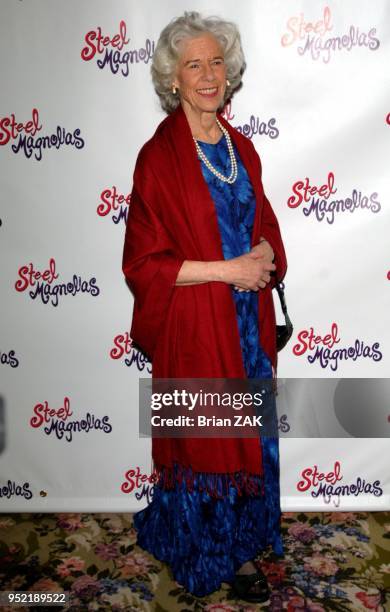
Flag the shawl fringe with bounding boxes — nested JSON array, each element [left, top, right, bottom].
[[151, 459, 265, 499]]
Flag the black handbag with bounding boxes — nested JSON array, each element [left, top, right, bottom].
[[275, 281, 293, 351]]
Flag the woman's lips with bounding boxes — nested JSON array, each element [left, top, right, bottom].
[[196, 87, 219, 98]]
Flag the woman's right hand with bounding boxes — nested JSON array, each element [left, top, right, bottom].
[[223, 252, 276, 292]]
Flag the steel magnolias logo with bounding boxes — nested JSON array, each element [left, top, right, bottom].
[[281, 6, 380, 63], [15, 257, 100, 306], [287, 172, 381, 224], [293, 323, 382, 371], [0, 480, 33, 500], [97, 185, 131, 225], [121, 466, 157, 504], [297, 461, 383, 507], [0, 108, 84, 160], [81, 20, 155, 76], [0, 348, 19, 368], [29, 396, 113, 442], [110, 332, 151, 373], [221, 102, 279, 140]]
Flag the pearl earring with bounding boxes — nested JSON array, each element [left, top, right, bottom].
[[172, 85, 177, 94], [226, 79, 231, 87]]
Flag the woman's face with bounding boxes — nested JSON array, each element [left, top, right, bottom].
[[173, 33, 227, 119]]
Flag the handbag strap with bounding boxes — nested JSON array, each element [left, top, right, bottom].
[[275, 281, 287, 315], [275, 281, 293, 329]]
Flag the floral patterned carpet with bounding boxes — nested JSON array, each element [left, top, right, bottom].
[[0, 511, 389, 611]]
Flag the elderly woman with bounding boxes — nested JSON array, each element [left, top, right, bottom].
[[122, 11, 287, 602]]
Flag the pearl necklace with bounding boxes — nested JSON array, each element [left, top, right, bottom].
[[193, 118, 238, 184]]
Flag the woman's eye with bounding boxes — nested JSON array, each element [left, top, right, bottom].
[[189, 63, 200, 69]]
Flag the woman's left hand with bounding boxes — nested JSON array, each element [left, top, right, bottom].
[[234, 238, 274, 292], [251, 238, 274, 264]]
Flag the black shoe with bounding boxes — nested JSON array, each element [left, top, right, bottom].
[[232, 568, 270, 603]]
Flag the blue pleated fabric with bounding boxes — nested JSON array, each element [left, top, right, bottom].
[[133, 135, 283, 596]]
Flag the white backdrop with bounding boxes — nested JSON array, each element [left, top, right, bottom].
[[0, 0, 389, 512]]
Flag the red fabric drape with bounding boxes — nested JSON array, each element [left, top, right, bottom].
[[122, 105, 287, 480]]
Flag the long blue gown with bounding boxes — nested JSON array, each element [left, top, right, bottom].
[[133, 136, 283, 597]]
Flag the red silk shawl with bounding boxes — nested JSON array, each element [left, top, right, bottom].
[[122, 104, 287, 486]]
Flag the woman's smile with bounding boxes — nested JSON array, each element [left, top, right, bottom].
[[196, 86, 219, 97]]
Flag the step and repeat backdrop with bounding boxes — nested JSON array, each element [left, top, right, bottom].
[[1, 0, 389, 511]]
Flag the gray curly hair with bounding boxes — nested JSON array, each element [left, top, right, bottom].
[[151, 11, 246, 114]]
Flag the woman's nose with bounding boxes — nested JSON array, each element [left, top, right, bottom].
[[202, 63, 216, 81]]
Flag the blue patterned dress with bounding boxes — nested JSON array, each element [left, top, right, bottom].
[[133, 136, 283, 597]]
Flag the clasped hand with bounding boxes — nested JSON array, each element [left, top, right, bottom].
[[231, 240, 275, 292]]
